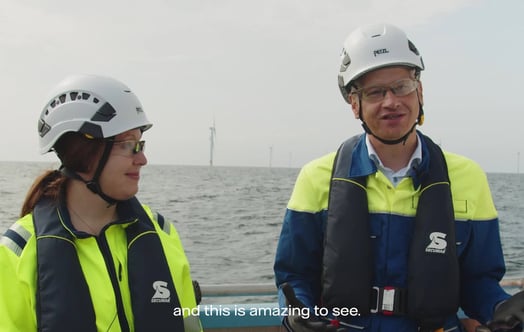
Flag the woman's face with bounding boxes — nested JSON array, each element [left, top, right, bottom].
[[98, 128, 147, 200]]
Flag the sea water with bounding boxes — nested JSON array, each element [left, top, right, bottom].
[[1, 162, 522, 286]]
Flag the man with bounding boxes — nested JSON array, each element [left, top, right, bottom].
[[274, 23, 523, 332]]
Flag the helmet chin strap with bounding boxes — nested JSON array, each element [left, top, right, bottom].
[[358, 92, 425, 146], [60, 141, 120, 206], [361, 121, 417, 145]]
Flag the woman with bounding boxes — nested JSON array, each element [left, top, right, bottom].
[[0, 75, 202, 332]]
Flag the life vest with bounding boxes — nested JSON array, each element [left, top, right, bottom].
[[321, 134, 460, 330], [33, 197, 195, 332]]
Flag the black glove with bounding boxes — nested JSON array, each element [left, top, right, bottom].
[[281, 283, 345, 332], [475, 290, 524, 332]]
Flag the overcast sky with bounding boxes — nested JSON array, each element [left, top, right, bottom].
[[1, 0, 523, 172]]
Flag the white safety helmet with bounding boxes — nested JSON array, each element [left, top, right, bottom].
[[338, 23, 425, 103], [38, 74, 152, 154]]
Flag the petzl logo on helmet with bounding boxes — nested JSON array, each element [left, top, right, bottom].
[[151, 280, 171, 303], [425, 232, 447, 254], [373, 48, 389, 57]]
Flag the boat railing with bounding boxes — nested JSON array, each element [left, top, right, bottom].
[[199, 277, 524, 298], [200, 283, 277, 298], [500, 277, 524, 291], [198, 283, 279, 331], [197, 278, 523, 331]]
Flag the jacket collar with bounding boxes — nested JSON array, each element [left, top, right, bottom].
[[348, 131, 431, 189], [57, 197, 143, 238]]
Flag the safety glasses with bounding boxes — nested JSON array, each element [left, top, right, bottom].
[[111, 140, 145, 157], [353, 78, 419, 103]]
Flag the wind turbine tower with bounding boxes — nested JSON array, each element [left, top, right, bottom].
[[269, 146, 273, 168], [209, 120, 216, 166]]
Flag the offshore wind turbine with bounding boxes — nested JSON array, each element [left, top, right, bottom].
[[269, 145, 273, 168], [209, 119, 216, 166]]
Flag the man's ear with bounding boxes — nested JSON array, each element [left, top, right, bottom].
[[417, 81, 424, 106], [349, 94, 360, 119]]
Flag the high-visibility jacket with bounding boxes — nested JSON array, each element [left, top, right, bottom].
[[0, 197, 202, 332], [274, 132, 510, 332]]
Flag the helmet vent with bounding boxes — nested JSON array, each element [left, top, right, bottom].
[[340, 50, 351, 72], [38, 119, 51, 137], [48, 91, 101, 110], [91, 102, 117, 122], [408, 40, 420, 56]]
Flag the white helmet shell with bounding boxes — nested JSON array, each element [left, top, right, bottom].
[[338, 23, 424, 103], [38, 74, 152, 154]]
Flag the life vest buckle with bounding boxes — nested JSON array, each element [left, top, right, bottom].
[[370, 286, 407, 316]]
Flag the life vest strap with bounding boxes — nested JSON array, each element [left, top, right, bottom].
[[369, 287, 444, 331], [370, 286, 407, 316]]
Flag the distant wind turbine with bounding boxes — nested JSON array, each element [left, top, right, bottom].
[[209, 119, 216, 166], [269, 146, 273, 168]]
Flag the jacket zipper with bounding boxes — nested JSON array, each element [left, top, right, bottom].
[[97, 233, 130, 332], [118, 261, 123, 281]]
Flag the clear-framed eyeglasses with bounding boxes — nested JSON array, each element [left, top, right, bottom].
[[352, 78, 419, 103], [111, 140, 145, 157]]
